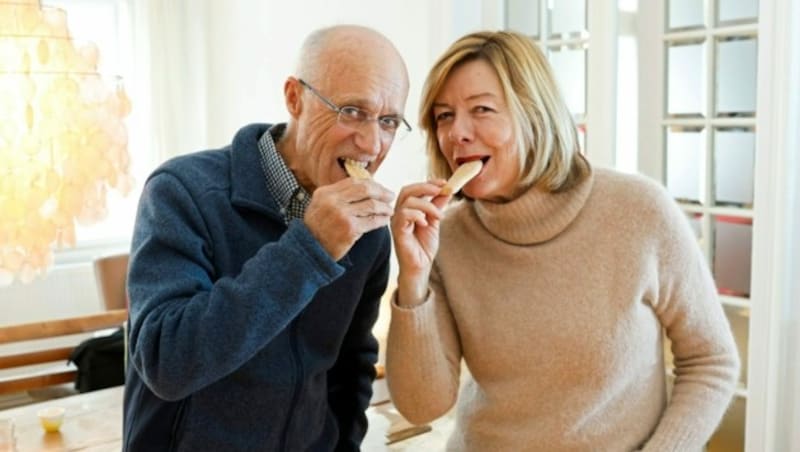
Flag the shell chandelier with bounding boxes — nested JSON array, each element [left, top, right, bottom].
[[0, 0, 132, 285]]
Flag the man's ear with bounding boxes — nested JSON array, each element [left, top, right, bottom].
[[284, 77, 303, 118]]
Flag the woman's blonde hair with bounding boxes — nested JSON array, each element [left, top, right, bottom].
[[419, 30, 586, 193]]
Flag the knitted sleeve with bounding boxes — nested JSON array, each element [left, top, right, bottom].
[[642, 186, 741, 451], [385, 264, 463, 425]]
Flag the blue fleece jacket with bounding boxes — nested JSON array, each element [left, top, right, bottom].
[[122, 123, 389, 451]]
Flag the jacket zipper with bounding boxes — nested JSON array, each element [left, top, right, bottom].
[[168, 399, 188, 451], [278, 317, 304, 451]]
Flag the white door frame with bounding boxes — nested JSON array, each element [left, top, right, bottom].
[[746, 0, 800, 450]]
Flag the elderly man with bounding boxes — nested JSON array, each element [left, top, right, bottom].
[[123, 25, 410, 451]]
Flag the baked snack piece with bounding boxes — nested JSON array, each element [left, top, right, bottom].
[[344, 159, 371, 180], [440, 160, 482, 196]]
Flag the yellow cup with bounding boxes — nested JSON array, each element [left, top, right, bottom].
[[37, 407, 65, 433]]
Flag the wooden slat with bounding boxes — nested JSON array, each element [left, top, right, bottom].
[[0, 346, 74, 370], [0, 309, 128, 396], [0, 370, 76, 395], [0, 309, 127, 344]]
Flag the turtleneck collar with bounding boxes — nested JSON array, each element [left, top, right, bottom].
[[473, 161, 594, 245]]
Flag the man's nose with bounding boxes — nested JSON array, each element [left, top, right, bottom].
[[354, 120, 383, 155]]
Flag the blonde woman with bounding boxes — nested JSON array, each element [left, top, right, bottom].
[[386, 30, 739, 451]]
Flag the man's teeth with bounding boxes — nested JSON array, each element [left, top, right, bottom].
[[344, 158, 367, 168]]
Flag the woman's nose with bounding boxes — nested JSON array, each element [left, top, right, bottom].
[[448, 115, 473, 144]]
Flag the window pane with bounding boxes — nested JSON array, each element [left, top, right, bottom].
[[713, 216, 752, 297], [577, 123, 586, 155], [723, 304, 750, 386], [548, 45, 586, 117], [46, 0, 124, 75], [507, 0, 540, 37], [718, 0, 759, 24], [668, 0, 706, 30], [666, 127, 706, 204], [667, 41, 706, 117], [714, 128, 755, 207], [549, 0, 586, 37], [707, 395, 745, 451], [716, 37, 758, 116], [686, 212, 704, 241]]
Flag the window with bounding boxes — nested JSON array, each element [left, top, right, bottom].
[[43, 0, 143, 259], [659, 1, 759, 449], [506, 0, 589, 155]]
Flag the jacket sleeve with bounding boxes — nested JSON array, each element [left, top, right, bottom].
[[327, 232, 389, 451], [127, 171, 344, 401], [385, 264, 463, 425], [642, 188, 741, 451]]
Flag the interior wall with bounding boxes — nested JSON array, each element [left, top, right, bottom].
[[0, 265, 102, 327]]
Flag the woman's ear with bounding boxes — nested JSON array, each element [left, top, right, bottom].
[[284, 77, 303, 118]]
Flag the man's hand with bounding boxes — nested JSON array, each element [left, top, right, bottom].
[[304, 178, 395, 261]]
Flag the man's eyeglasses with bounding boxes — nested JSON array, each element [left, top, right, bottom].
[[298, 79, 411, 141]]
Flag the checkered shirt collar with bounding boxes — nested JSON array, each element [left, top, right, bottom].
[[257, 124, 311, 223]]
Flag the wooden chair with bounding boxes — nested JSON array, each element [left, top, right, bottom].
[[93, 253, 130, 311], [0, 310, 128, 396]]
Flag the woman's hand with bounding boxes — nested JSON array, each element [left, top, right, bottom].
[[390, 180, 450, 306]]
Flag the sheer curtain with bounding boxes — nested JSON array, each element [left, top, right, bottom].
[[130, 0, 211, 162]]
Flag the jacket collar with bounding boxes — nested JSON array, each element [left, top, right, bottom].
[[229, 123, 283, 219]]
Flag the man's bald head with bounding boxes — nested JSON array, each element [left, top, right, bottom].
[[294, 25, 408, 93]]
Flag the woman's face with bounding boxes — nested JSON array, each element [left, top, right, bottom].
[[432, 59, 521, 202]]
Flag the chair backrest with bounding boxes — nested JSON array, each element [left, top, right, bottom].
[[0, 309, 128, 395], [93, 253, 130, 311]]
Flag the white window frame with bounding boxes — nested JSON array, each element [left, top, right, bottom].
[[488, 0, 618, 167]]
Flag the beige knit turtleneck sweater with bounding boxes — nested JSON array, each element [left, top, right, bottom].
[[386, 166, 740, 452]]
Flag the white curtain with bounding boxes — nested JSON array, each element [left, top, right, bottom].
[[129, 0, 210, 162]]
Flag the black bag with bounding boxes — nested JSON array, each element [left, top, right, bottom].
[[68, 327, 125, 393]]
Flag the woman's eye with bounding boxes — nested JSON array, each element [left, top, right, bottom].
[[474, 106, 494, 114], [434, 111, 454, 122]]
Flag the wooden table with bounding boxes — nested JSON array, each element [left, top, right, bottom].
[[0, 381, 453, 451], [0, 386, 122, 452]]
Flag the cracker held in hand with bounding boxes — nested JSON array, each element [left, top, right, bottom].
[[344, 159, 372, 180], [440, 160, 482, 196]]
